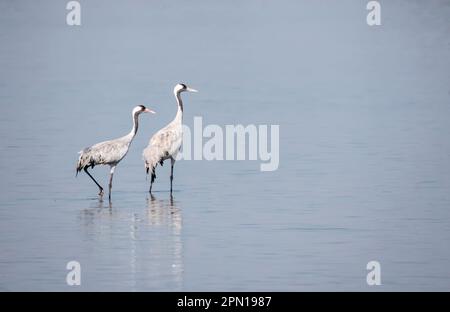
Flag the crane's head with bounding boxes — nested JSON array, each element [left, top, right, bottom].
[[133, 105, 156, 115], [174, 83, 198, 95]]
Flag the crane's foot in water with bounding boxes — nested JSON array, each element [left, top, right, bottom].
[[98, 189, 104, 197]]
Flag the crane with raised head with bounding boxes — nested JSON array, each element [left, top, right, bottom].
[[76, 105, 155, 200], [143, 84, 197, 193]]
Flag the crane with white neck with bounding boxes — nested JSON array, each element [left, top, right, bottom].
[[143, 83, 198, 193], [76, 105, 155, 200]]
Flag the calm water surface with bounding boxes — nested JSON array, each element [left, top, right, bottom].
[[0, 0, 450, 291]]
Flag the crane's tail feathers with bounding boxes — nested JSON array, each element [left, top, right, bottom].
[[76, 160, 82, 177], [75, 163, 85, 177], [145, 162, 157, 183], [76, 149, 92, 177]]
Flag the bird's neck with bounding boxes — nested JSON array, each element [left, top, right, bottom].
[[127, 112, 140, 141], [174, 91, 183, 123]]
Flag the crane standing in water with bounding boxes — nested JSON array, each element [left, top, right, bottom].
[[143, 83, 198, 193], [76, 105, 155, 200]]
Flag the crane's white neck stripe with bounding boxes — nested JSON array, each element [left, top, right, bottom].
[[128, 110, 141, 139], [175, 91, 183, 112]]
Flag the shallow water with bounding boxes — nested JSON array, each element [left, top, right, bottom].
[[1, 0, 450, 291]]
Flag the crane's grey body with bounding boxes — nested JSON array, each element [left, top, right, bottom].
[[143, 84, 197, 193], [77, 135, 133, 169], [77, 105, 154, 200]]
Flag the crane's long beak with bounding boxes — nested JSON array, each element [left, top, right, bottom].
[[186, 87, 198, 93], [144, 108, 156, 114]]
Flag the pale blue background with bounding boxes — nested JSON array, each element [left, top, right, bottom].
[[0, 0, 449, 291]]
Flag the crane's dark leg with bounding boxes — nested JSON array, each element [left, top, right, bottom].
[[170, 157, 175, 193], [108, 165, 116, 202], [149, 166, 156, 194], [149, 172, 153, 194], [84, 167, 104, 196]]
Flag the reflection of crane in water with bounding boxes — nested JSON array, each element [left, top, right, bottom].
[[78, 196, 183, 290], [146, 195, 182, 233], [142, 194, 183, 289]]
